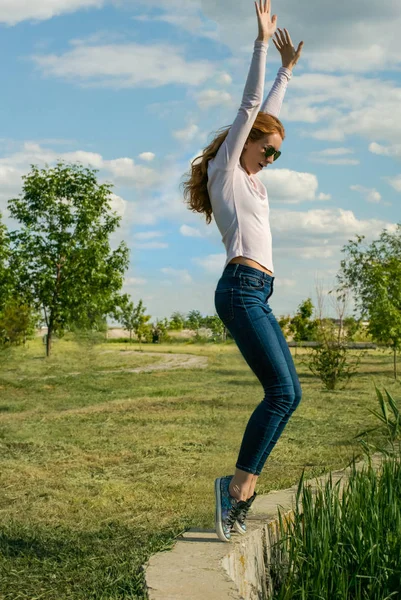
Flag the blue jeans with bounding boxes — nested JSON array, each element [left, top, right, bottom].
[[214, 263, 302, 476]]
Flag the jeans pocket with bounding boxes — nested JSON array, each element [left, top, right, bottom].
[[215, 289, 234, 324], [239, 274, 264, 290]]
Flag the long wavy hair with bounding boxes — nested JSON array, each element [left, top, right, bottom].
[[182, 112, 285, 224]]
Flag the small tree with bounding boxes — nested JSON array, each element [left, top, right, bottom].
[[307, 284, 361, 390], [289, 298, 318, 343], [8, 163, 129, 356], [0, 213, 13, 314], [0, 300, 38, 346], [169, 312, 185, 331], [114, 297, 151, 347], [204, 314, 226, 341], [337, 226, 401, 379], [185, 310, 203, 333]]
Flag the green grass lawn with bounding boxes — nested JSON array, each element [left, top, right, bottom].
[[0, 339, 399, 599]]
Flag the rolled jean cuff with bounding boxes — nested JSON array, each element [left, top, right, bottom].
[[235, 462, 257, 475]]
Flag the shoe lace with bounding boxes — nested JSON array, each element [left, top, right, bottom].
[[236, 501, 251, 525], [227, 500, 248, 527]]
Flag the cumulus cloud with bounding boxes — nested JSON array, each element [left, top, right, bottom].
[[0, 0, 104, 25], [350, 185, 382, 204], [32, 41, 214, 89], [196, 89, 233, 110], [271, 208, 395, 242], [180, 224, 203, 237], [259, 168, 330, 204], [369, 142, 401, 158], [193, 253, 226, 274], [138, 152, 155, 162], [173, 123, 204, 143]]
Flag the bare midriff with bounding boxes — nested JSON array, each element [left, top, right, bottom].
[[228, 256, 273, 276]]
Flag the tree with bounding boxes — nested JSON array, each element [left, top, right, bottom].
[[307, 283, 361, 390], [0, 300, 38, 346], [0, 213, 13, 312], [203, 314, 226, 341], [8, 162, 129, 356], [337, 226, 401, 379], [169, 312, 185, 331], [289, 298, 318, 342], [185, 310, 204, 332], [114, 296, 151, 346]]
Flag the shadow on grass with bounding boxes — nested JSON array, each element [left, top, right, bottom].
[[0, 521, 179, 599]]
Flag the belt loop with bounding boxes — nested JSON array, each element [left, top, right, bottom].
[[233, 263, 239, 276]]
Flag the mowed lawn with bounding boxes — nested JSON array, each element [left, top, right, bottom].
[[0, 339, 399, 599]]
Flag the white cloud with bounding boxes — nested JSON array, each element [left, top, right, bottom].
[[350, 185, 382, 204], [125, 277, 147, 286], [32, 41, 214, 89], [180, 224, 203, 237], [0, 0, 104, 25], [216, 72, 232, 85], [282, 74, 401, 146], [259, 168, 330, 204], [138, 152, 155, 162], [160, 267, 192, 283], [387, 175, 401, 193], [200, 0, 401, 73], [271, 208, 395, 240], [173, 123, 201, 143], [196, 89, 233, 110], [193, 253, 226, 274], [310, 147, 359, 164], [299, 247, 335, 259], [369, 142, 401, 158]]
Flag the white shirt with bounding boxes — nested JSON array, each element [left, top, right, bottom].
[[207, 41, 291, 273]]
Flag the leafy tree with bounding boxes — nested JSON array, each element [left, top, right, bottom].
[[0, 300, 38, 346], [203, 314, 226, 341], [152, 318, 169, 343], [0, 213, 13, 312], [7, 163, 129, 356], [337, 226, 401, 379], [114, 296, 151, 346], [185, 310, 204, 332], [169, 311, 185, 331], [278, 315, 291, 337], [289, 298, 318, 342]]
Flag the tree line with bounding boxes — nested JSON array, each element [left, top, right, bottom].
[[1, 162, 400, 378]]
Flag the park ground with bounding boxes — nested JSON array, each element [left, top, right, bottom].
[[0, 339, 399, 599]]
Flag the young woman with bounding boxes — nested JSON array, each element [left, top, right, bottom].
[[183, 0, 304, 543]]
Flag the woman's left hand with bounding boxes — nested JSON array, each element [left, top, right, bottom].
[[273, 28, 304, 71]]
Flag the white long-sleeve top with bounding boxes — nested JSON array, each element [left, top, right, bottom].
[[207, 41, 291, 273]]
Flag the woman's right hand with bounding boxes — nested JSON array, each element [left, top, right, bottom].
[[255, 0, 277, 43]]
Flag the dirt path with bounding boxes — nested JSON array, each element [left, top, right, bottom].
[[17, 352, 208, 380]]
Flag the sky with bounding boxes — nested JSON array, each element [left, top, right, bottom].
[[0, 0, 400, 322]]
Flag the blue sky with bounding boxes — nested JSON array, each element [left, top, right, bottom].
[[0, 0, 400, 321]]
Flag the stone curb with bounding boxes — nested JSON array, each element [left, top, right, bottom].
[[145, 454, 383, 600]]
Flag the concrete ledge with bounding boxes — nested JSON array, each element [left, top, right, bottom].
[[145, 455, 383, 600]]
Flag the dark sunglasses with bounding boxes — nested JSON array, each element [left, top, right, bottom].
[[264, 146, 281, 161]]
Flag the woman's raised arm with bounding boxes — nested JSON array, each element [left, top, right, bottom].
[[213, 0, 277, 170], [261, 28, 303, 117]]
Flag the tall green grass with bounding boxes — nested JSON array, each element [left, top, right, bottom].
[[270, 388, 401, 600]]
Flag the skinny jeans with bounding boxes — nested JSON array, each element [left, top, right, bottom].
[[214, 263, 302, 476]]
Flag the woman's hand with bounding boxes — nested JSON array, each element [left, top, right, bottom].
[[273, 28, 304, 71], [255, 0, 277, 43]]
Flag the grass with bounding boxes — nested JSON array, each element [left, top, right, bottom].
[[0, 339, 399, 599], [271, 449, 401, 599]]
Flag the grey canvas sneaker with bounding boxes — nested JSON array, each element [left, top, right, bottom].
[[233, 492, 257, 535], [214, 476, 248, 542]]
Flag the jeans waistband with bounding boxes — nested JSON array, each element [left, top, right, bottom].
[[222, 262, 274, 281]]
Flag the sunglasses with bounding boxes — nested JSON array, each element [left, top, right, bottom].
[[264, 146, 281, 161]]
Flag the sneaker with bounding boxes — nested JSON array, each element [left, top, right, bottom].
[[233, 492, 257, 535], [214, 476, 247, 542]]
